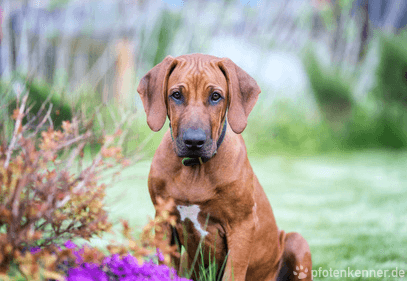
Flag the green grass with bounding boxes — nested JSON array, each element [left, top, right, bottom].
[[3, 77, 407, 280], [5, 149, 405, 279], [4, 90, 406, 280], [252, 151, 407, 280], [96, 150, 407, 280]]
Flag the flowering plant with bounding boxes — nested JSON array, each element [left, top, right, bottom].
[[29, 238, 190, 281], [0, 93, 128, 279], [61, 197, 187, 280], [66, 243, 190, 281]]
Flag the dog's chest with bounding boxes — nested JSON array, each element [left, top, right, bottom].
[[176, 204, 209, 237], [174, 203, 227, 264]]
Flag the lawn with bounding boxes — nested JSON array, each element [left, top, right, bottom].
[[252, 151, 407, 280], [97, 149, 407, 280]]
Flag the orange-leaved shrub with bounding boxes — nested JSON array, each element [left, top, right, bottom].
[[0, 93, 130, 279], [0, 93, 184, 280]]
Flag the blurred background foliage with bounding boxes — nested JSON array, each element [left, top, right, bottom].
[[1, 1, 407, 279], [1, 0, 407, 157]]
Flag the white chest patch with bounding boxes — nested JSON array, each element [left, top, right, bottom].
[[176, 204, 209, 237]]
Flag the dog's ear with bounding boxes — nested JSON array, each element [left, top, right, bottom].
[[218, 58, 261, 134], [137, 56, 177, 132]]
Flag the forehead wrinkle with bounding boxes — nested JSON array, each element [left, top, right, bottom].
[[196, 61, 219, 92], [172, 58, 225, 102], [184, 59, 204, 101]]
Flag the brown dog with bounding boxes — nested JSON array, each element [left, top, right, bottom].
[[137, 54, 312, 281]]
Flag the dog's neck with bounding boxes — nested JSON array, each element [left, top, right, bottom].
[[169, 119, 227, 167]]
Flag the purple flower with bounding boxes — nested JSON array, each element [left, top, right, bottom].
[[30, 246, 41, 254], [64, 240, 77, 249], [67, 263, 108, 281], [66, 245, 192, 281], [73, 248, 85, 264], [156, 248, 165, 262]]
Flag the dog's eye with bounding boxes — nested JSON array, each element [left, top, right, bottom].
[[171, 91, 182, 100], [211, 92, 222, 102]]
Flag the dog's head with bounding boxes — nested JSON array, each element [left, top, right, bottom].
[[137, 54, 260, 159]]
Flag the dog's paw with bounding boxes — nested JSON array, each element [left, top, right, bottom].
[[293, 264, 309, 280]]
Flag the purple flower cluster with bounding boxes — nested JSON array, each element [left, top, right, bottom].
[[68, 254, 190, 281], [67, 263, 108, 281], [63, 241, 191, 281]]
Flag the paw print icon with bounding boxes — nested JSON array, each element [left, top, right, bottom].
[[293, 264, 308, 279]]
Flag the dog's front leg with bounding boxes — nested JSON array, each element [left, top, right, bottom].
[[222, 216, 255, 281]]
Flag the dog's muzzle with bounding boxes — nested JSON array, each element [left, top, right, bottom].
[[183, 128, 206, 151], [169, 120, 227, 167]]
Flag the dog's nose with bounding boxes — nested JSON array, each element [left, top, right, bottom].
[[183, 128, 206, 150]]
